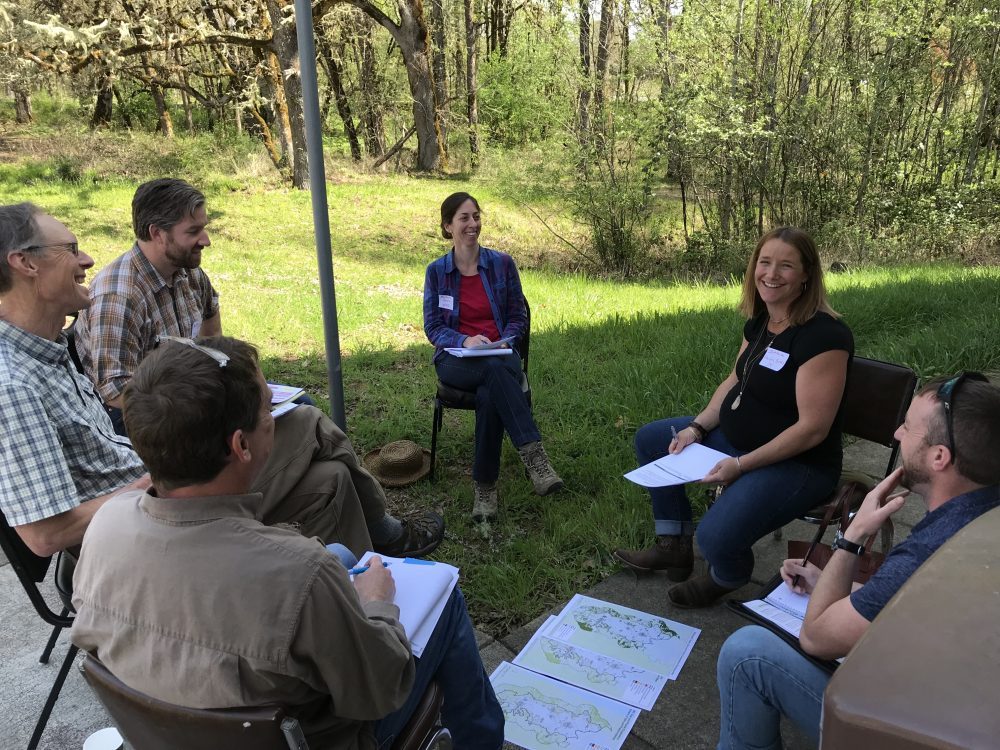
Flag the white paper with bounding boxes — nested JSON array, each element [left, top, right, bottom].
[[268, 382, 305, 404], [356, 552, 459, 658], [763, 582, 809, 619], [624, 443, 730, 487], [760, 347, 790, 371], [438, 294, 454, 310], [546, 595, 701, 681], [513, 620, 668, 710], [743, 599, 804, 638], [270, 401, 300, 418], [443, 347, 517, 358], [490, 662, 640, 750]]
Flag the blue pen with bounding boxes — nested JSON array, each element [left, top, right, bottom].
[[347, 561, 390, 576]]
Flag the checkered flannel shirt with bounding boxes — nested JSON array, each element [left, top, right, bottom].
[[0, 320, 146, 527], [74, 243, 219, 403]]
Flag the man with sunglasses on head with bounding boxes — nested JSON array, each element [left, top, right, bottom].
[[715, 373, 1000, 750], [0, 202, 442, 562]]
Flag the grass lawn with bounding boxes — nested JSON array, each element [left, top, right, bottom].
[[6, 157, 1000, 635]]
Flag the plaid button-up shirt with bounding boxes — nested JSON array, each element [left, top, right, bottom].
[[74, 243, 219, 403], [0, 320, 145, 527], [422, 246, 527, 363]]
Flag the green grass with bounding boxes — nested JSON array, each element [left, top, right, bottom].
[[4, 144, 999, 635]]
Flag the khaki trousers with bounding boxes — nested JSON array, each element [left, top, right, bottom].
[[251, 405, 385, 555]]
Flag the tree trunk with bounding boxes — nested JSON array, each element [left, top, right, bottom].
[[267, 0, 309, 188], [577, 0, 592, 147], [91, 75, 113, 127], [465, 0, 480, 167], [14, 84, 33, 124], [357, 17, 386, 158], [318, 39, 363, 161], [151, 79, 174, 137], [429, 0, 448, 145], [266, 50, 296, 171], [593, 0, 614, 124]]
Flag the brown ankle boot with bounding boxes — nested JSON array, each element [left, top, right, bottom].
[[613, 535, 693, 581], [667, 573, 739, 609]]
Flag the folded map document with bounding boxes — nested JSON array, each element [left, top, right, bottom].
[[492, 595, 701, 750], [267, 382, 305, 418], [624, 443, 729, 487], [356, 552, 459, 658], [443, 347, 516, 358]]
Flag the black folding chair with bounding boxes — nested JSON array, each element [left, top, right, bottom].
[[0, 509, 77, 750], [429, 300, 531, 480]]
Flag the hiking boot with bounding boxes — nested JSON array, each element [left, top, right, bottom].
[[472, 482, 499, 524], [668, 572, 739, 609], [613, 535, 694, 582], [516, 441, 564, 496], [374, 511, 445, 558]]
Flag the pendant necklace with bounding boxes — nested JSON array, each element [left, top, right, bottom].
[[731, 314, 788, 411]]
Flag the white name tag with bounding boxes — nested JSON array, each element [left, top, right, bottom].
[[439, 295, 454, 311], [191, 319, 202, 337], [760, 347, 789, 371]]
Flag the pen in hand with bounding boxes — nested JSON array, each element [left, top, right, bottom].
[[790, 537, 819, 591], [348, 561, 389, 576]]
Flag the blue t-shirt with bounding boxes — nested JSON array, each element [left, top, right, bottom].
[[850, 485, 1000, 621]]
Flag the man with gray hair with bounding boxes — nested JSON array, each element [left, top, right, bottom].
[[0, 201, 444, 560]]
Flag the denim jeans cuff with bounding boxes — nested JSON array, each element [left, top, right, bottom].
[[654, 520, 694, 537], [709, 566, 749, 590]]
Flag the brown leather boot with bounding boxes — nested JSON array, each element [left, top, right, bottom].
[[613, 535, 693, 581], [667, 573, 739, 609]]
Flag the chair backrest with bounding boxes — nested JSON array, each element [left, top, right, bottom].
[[80, 655, 308, 750], [518, 298, 531, 375], [0, 508, 73, 629], [840, 357, 917, 474]]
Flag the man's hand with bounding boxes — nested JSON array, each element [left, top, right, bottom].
[[780, 558, 821, 595], [354, 555, 396, 605], [844, 466, 909, 545]]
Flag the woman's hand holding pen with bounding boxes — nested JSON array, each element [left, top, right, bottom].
[[781, 558, 821, 594], [668, 425, 699, 455], [463, 334, 492, 348]]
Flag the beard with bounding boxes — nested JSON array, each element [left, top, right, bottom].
[[164, 238, 203, 269], [900, 459, 929, 492]]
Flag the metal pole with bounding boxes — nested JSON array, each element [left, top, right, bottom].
[[293, 0, 347, 429]]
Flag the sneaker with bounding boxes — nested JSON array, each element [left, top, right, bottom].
[[472, 482, 499, 523], [374, 511, 445, 558], [516, 441, 564, 496]]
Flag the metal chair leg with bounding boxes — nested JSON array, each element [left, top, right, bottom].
[[430, 399, 442, 481], [27, 643, 79, 750], [39, 609, 68, 664]]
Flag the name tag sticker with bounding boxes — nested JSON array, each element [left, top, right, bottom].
[[439, 295, 454, 311], [760, 347, 790, 371], [191, 319, 202, 338]]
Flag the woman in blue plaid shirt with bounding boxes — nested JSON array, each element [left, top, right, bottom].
[[423, 192, 563, 524]]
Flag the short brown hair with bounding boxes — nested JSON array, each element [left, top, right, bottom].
[[918, 375, 1000, 486], [123, 336, 264, 490], [132, 178, 205, 241], [738, 226, 838, 326], [0, 202, 44, 293]]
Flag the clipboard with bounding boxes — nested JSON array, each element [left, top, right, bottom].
[[727, 574, 841, 674]]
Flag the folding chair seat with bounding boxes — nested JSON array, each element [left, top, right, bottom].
[[774, 356, 918, 543], [429, 299, 532, 480], [0, 509, 78, 750], [81, 654, 452, 750]]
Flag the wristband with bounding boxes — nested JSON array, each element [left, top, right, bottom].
[[832, 535, 865, 556], [689, 421, 708, 440], [734, 455, 744, 474]]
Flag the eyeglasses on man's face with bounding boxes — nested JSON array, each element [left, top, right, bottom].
[[936, 371, 988, 464], [21, 241, 81, 257]]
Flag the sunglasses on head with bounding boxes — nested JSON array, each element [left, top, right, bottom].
[[936, 371, 988, 464]]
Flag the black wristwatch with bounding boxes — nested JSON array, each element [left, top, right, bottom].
[[832, 535, 865, 556]]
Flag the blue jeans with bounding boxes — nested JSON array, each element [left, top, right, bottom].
[[717, 626, 828, 749], [325, 546, 504, 748], [635, 417, 838, 586], [436, 354, 540, 484], [375, 588, 504, 749]]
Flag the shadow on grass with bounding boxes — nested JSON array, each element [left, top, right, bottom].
[[257, 270, 999, 634]]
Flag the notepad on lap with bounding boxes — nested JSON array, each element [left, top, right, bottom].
[[356, 552, 459, 658]]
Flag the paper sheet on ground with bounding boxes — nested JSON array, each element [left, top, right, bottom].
[[356, 552, 458, 658], [490, 661, 640, 750], [624, 443, 729, 487], [513, 616, 667, 710], [544, 595, 700, 680]]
